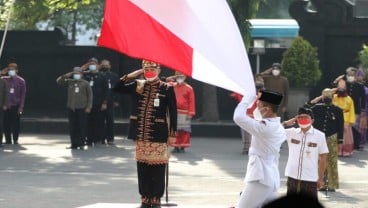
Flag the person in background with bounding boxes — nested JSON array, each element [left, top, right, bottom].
[[306, 88, 344, 192], [99, 59, 120, 145], [332, 79, 356, 157], [258, 63, 289, 121], [0, 75, 8, 147], [56, 67, 92, 149], [333, 67, 366, 151], [82, 57, 108, 146], [166, 71, 195, 153], [354, 68, 368, 150], [113, 60, 177, 208], [282, 107, 328, 199], [1, 63, 26, 145], [233, 89, 285, 208]]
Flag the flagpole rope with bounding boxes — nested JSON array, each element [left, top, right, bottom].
[[0, 0, 16, 59]]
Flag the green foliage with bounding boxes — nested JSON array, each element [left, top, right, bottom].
[[281, 36, 321, 88], [227, 0, 261, 49], [256, 0, 294, 19], [0, 0, 103, 42]]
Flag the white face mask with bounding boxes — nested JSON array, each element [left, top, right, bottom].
[[73, 74, 81, 80], [8, 70, 16, 77], [176, 78, 184, 84], [89, 65, 97, 71], [257, 106, 268, 118], [346, 76, 355, 83], [272, 69, 280, 76]]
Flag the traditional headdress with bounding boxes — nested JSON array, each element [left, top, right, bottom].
[[142, 60, 160, 69]]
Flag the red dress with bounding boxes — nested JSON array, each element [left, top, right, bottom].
[[172, 82, 195, 148]]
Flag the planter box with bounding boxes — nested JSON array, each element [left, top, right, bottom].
[[288, 88, 311, 117]]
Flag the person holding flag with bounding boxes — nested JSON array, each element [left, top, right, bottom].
[[113, 60, 177, 208], [233, 90, 285, 207]]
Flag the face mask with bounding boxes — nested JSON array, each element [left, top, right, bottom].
[[323, 97, 332, 104], [144, 71, 158, 81], [272, 69, 280, 76], [89, 65, 97, 71], [336, 89, 346, 96], [8, 70, 16, 76], [297, 118, 312, 129], [346, 76, 355, 83], [100, 66, 110, 72], [176, 78, 185, 84], [258, 106, 268, 118], [73, 74, 81, 80]]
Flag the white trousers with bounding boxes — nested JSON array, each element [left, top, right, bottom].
[[236, 181, 278, 208]]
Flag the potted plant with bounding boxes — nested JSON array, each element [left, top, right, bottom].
[[281, 36, 322, 115], [282, 36, 321, 88]]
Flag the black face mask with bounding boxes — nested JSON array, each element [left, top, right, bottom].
[[336, 90, 346, 96], [323, 97, 332, 104], [100, 67, 110, 72]]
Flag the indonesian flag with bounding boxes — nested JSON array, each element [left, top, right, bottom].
[[98, 0, 255, 96]]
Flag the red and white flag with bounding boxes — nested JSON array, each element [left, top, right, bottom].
[[98, 0, 255, 96]]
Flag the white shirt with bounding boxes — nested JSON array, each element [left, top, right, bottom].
[[285, 127, 329, 182], [233, 94, 286, 190]]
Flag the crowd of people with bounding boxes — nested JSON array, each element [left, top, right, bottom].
[[56, 59, 196, 208], [2, 58, 367, 207], [232, 63, 368, 207]]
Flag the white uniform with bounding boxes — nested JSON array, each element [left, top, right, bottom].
[[233, 94, 286, 208], [285, 127, 329, 181]]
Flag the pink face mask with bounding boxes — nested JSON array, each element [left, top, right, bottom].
[[297, 118, 312, 129]]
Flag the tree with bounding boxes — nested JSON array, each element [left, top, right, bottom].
[[228, 0, 261, 48], [257, 0, 295, 19], [282, 36, 321, 88], [0, 0, 103, 45]]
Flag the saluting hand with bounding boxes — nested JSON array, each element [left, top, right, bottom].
[[167, 137, 176, 145]]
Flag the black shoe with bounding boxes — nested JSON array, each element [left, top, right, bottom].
[[171, 147, 179, 153], [66, 146, 78, 149], [151, 205, 161, 208], [179, 147, 185, 153]]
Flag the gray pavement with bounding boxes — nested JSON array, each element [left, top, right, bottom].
[[0, 134, 368, 208]]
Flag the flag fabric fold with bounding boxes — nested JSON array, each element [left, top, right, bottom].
[[98, 0, 255, 96]]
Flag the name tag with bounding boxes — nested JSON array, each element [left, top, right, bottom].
[[9, 88, 14, 94], [154, 98, 160, 107], [291, 138, 300, 144], [75, 87, 79, 93], [90, 81, 94, 86], [108, 83, 112, 89], [308, 142, 317, 147]]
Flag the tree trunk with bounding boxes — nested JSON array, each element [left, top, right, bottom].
[[201, 83, 219, 122]]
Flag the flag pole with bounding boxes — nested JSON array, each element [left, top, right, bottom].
[[0, 0, 15, 59], [161, 163, 177, 207]]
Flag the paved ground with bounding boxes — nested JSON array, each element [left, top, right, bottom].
[[0, 134, 368, 208]]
